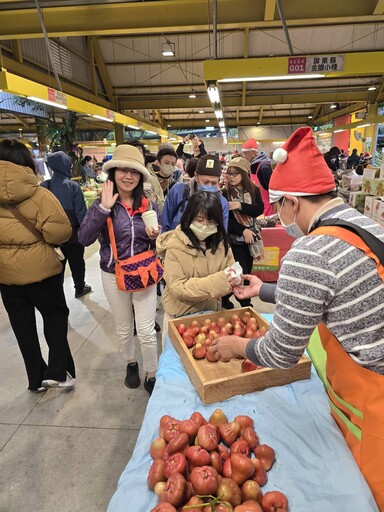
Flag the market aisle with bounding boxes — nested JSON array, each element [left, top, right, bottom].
[[0, 244, 274, 512]]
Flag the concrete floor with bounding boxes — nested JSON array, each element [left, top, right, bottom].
[[0, 244, 274, 512]]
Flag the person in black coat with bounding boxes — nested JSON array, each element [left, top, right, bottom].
[[41, 151, 92, 299]]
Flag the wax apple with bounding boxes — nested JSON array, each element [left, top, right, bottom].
[[261, 491, 289, 511], [147, 459, 166, 490], [164, 452, 187, 478], [241, 480, 263, 503], [216, 477, 242, 507], [210, 450, 223, 474], [150, 437, 168, 459], [182, 333, 194, 348], [250, 458, 267, 487], [159, 415, 175, 438], [183, 496, 205, 511], [154, 481, 166, 498], [190, 412, 207, 428], [179, 419, 199, 443], [166, 432, 189, 455], [209, 408, 228, 426], [254, 444, 275, 471], [219, 421, 241, 446], [185, 445, 211, 468], [192, 343, 206, 359], [230, 454, 255, 485], [160, 472, 187, 508], [234, 415, 254, 430], [163, 419, 180, 442], [190, 466, 219, 495], [196, 424, 220, 451], [230, 439, 251, 457], [240, 427, 259, 450], [234, 501, 263, 512], [150, 503, 177, 512], [177, 324, 187, 335]]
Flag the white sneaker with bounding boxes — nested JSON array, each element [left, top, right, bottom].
[[42, 372, 76, 390]]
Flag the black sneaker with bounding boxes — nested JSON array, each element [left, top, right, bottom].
[[124, 362, 140, 388], [222, 298, 234, 310], [75, 284, 92, 299], [155, 322, 161, 333], [144, 376, 156, 395]]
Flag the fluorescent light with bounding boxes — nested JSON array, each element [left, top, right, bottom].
[[218, 74, 325, 83], [162, 51, 174, 56], [215, 109, 223, 119], [256, 121, 261, 125], [126, 124, 138, 130], [199, 110, 205, 114], [357, 124, 371, 128], [167, 124, 172, 127], [92, 114, 113, 122], [207, 84, 220, 103], [162, 42, 175, 57], [206, 126, 215, 131], [27, 96, 68, 110], [307, 115, 313, 119], [333, 129, 345, 133], [368, 86, 376, 91], [205, 119, 210, 122], [189, 93, 197, 99], [330, 104, 337, 109], [146, 130, 157, 135], [218, 121, 225, 128]]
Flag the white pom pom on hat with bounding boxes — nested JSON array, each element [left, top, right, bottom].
[[273, 147, 288, 163]]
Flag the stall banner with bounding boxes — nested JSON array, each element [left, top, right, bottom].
[[307, 55, 344, 73], [48, 88, 67, 107], [253, 246, 280, 272]]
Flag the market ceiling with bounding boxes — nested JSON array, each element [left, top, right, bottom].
[[0, 0, 383, 134]]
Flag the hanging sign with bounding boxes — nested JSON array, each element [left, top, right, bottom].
[[106, 109, 115, 121], [287, 57, 307, 74], [306, 55, 344, 73], [47, 88, 67, 106]]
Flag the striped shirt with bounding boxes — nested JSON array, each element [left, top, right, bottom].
[[246, 202, 384, 374]]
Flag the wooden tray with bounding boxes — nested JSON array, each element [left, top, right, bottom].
[[168, 307, 311, 405]]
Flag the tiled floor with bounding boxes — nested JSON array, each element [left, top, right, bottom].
[[0, 246, 274, 512]]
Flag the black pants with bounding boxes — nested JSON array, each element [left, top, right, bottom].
[[60, 242, 86, 294], [223, 243, 253, 307], [0, 273, 75, 391]]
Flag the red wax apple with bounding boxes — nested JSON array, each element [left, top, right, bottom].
[[182, 333, 194, 348], [190, 412, 207, 429], [150, 503, 177, 512], [164, 452, 187, 478], [166, 432, 189, 455], [192, 343, 206, 359], [224, 323, 234, 335], [160, 472, 188, 508], [218, 443, 230, 463], [196, 424, 219, 451], [206, 347, 218, 362], [159, 415, 175, 438], [185, 445, 211, 468], [217, 317, 227, 328], [183, 496, 205, 511], [261, 491, 289, 511], [250, 458, 268, 487], [222, 458, 232, 478], [234, 501, 263, 512], [177, 324, 187, 335], [254, 444, 275, 471], [147, 459, 166, 490], [230, 439, 251, 457], [191, 320, 200, 329], [163, 419, 180, 442], [179, 419, 199, 444], [190, 465, 219, 495], [234, 415, 254, 430], [230, 454, 255, 485], [210, 450, 223, 474], [240, 427, 259, 450], [219, 421, 241, 446], [216, 477, 242, 507], [150, 437, 168, 459]]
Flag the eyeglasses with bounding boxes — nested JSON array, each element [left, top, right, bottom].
[[227, 171, 240, 177], [116, 168, 140, 177]]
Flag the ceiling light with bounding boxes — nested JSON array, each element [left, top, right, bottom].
[[126, 124, 138, 130], [368, 86, 377, 91], [92, 114, 113, 122], [205, 119, 210, 122], [207, 83, 220, 103], [215, 109, 223, 119], [307, 115, 313, 119], [146, 130, 157, 135], [330, 104, 337, 109], [27, 96, 68, 110], [218, 74, 325, 83], [162, 42, 175, 57], [333, 129, 345, 133], [189, 93, 197, 99], [219, 121, 225, 128], [199, 110, 205, 114], [357, 123, 371, 128], [256, 122, 261, 125], [167, 124, 171, 127]]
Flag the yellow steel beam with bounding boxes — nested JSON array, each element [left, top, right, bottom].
[[264, 0, 276, 20], [166, 116, 310, 128], [314, 102, 366, 125], [204, 52, 384, 82], [0, 0, 383, 39], [0, 69, 167, 137], [241, 27, 249, 108], [11, 40, 23, 63], [119, 90, 371, 110], [1, 54, 111, 109], [373, 0, 384, 14], [90, 37, 115, 106]]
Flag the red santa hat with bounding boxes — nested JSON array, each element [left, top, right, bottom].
[[241, 138, 259, 152], [269, 126, 336, 203]]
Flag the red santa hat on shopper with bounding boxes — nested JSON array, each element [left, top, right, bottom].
[[269, 126, 336, 203], [241, 138, 259, 152]]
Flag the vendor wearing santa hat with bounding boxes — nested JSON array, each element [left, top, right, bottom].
[[241, 138, 273, 216], [211, 126, 384, 509]]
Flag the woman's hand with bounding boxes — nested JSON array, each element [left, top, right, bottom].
[[146, 225, 161, 239], [233, 274, 263, 299], [228, 201, 241, 211], [101, 180, 119, 209], [209, 336, 248, 362], [243, 228, 255, 244]]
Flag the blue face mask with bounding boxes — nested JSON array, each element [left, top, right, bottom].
[[197, 184, 219, 193]]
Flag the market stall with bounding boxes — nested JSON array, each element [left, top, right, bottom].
[[107, 314, 377, 512], [252, 226, 294, 282]]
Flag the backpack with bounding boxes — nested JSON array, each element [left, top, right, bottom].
[[175, 183, 190, 215]]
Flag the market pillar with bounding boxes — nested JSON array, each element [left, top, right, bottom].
[[114, 123, 125, 145]]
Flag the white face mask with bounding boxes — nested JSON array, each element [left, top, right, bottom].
[[190, 221, 218, 241], [159, 163, 175, 178], [278, 199, 304, 238]]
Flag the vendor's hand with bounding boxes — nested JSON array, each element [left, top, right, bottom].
[[101, 180, 118, 209], [243, 228, 255, 244], [209, 336, 248, 362], [233, 274, 263, 299], [146, 225, 160, 239], [228, 201, 241, 211]]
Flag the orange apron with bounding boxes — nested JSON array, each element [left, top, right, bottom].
[[311, 226, 384, 510]]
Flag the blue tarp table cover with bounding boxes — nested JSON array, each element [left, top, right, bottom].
[[107, 314, 378, 512]]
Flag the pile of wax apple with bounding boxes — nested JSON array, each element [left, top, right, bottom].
[[148, 409, 288, 511], [176, 312, 267, 371]]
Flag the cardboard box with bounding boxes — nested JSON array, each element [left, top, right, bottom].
[[348, 191, 369, 213], [363, 167, 380, 179], [168, 307, 311, 405]]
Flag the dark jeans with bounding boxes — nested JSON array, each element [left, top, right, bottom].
[[223, 243, 253, 307], [60, 242, 86, 293], [0, 273, 75, 391]]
